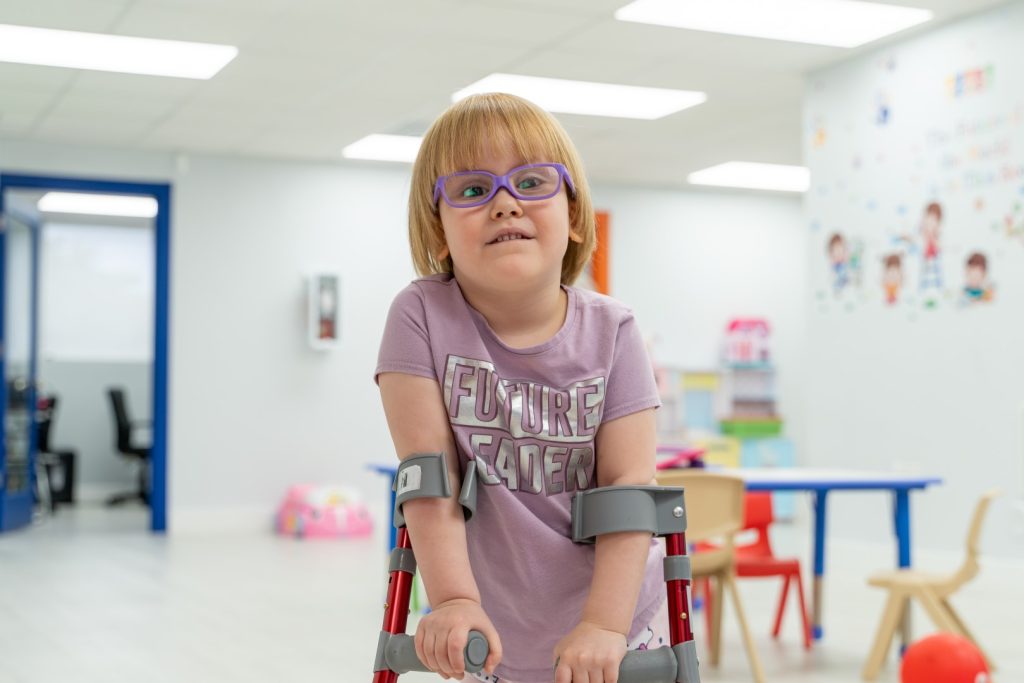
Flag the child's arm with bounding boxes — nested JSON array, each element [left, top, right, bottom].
[[378, 372, 503, 679], [554, 408, 657, 683]]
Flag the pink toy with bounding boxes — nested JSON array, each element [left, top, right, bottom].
[[276, 484, 373, 539], [724, 318, 772, 365]]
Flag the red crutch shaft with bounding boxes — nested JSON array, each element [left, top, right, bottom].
[[374, 527, 415, 683], [666, 532, 695, 645]]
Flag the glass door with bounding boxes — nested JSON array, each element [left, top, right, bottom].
[[0, 208, 40, 531]]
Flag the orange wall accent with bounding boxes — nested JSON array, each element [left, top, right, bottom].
[[593, 210, 610, 294]]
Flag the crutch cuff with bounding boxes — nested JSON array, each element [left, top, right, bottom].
[[393, 453, 477, 528], [571, 485, 687, 543]]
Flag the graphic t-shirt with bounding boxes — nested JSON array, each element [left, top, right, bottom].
[[376, 273, 664, 682]]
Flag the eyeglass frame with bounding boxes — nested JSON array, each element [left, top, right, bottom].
[[433, 162, 577, 209]]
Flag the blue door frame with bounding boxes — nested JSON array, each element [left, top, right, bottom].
[[0, 172, 171, 533], [0, 210, 41, 532]]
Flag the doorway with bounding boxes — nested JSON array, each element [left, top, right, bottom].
[[0, 173, 170, 532]]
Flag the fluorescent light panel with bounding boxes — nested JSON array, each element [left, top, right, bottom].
[[0, 23, 237, 78], [453, 73, 706, 120], [342, 134, 423, 163], [687, 162, 810, 193], [38, 192, 159, 218], [615, 0, 933, 48]]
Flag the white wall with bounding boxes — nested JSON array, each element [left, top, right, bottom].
[[593, 187, 807, 448], [805, 1, 1024, 558], [2, 137, 806, 533]]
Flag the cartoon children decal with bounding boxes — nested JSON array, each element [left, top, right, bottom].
[[882, 253, 903, 304], [827, 233, 849, 294], [962, 251, 994, 303], [919, 201, 944, 292]]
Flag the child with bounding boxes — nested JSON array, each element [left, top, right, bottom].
[[375, 93, 666, 683]]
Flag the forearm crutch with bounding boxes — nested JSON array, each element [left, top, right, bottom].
[[371, 455, 700, 683], [571, 485, 701, 683], [372, 453, 483, 683]]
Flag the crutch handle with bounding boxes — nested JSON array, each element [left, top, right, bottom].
[[617, 647, 676, 682], [381, 630, 489, 675]]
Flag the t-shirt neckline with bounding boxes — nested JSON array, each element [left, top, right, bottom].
[[460, 283, 578, 356]]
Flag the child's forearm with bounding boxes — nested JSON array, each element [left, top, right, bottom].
[[580, 530, 652, 635], [403, 495, 482, 606]]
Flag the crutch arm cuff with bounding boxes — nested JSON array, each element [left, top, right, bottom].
[[393, 452, 477, 528], [571, 485, 687, 543]]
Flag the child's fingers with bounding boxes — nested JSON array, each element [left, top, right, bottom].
[[446, 629, 467, 676], [433, 629, 456, 678], [414, 628, 427, 672], [421, 629, 441, 673], [482, 627, 502, 671]]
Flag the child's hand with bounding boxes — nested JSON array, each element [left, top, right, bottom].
[[414, 597, 502, 680], [552, 620, 628, 683]]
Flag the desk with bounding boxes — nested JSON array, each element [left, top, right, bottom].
[[736, 468, 943, 642]]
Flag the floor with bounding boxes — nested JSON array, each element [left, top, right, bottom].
[[0, 503, 1020, 683]]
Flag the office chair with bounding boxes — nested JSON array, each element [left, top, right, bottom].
[[35, 395, 78, 512], [106, 387, 151, 506]]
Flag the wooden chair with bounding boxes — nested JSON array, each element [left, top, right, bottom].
[[861, 489, 1000, 680], [656, 469, 767, 683]]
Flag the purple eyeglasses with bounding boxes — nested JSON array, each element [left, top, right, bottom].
[[433, 162, 576, 209]]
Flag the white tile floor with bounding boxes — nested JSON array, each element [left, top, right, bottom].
[[1, 503, 1020, 683]]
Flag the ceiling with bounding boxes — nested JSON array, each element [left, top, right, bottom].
[[0, 0, 1009, 190]]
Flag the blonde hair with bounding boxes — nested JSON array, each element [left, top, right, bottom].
[[408, 93, 596, 285]]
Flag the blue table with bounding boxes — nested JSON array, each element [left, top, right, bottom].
[[737, 468, 943, 642]]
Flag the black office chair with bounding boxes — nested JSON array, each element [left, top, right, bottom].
[[36, 395, 77, 512], [106, 387, 151, 506]]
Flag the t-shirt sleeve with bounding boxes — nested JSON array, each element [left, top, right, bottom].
[[601, 311, 662, 423], [374, 284, 436, 384]]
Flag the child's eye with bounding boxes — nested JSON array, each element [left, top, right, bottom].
[[461, 185, 486, 198], [517, 176, 541, 191]]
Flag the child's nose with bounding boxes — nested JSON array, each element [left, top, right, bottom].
[[490, 189, 523, 219]]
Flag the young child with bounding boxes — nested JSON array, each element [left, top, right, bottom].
[[375, 93, 666, 683]]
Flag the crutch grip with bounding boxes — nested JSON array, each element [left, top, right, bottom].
[[380, 630, 489, 675], [618, 641, 701, 682]]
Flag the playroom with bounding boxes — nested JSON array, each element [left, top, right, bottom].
[[1, 1, 1022, 682]]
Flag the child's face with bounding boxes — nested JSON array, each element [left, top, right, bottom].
[[829, 240, 847, 264], [965, 264, 986, 288], [921, 211, 940, 239], [437, 142, 573, 293], [884, 264, 902, 285]]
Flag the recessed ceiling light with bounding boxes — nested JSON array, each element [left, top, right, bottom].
[[0, 23, 237, 79], [342, 134, 423, 163], [615, 0, 933, 48], [453, 73, 706, 120], [38, 192, 159, 218], [687, 162, 811, 193]]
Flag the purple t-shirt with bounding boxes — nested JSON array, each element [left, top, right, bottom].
[[376, 273, 664, 682]]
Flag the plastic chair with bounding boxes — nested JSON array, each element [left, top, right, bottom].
[[656, 469, 766, 683], [861, 489, 1000, 681], [696, 492, 812, 649]]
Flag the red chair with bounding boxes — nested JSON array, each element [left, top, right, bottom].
[[697, 491, 812, 649]]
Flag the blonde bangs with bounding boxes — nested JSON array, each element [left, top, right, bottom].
[[408, 93, 596, 284]]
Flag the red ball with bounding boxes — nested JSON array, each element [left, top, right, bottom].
[[900, 632, 990, 683]]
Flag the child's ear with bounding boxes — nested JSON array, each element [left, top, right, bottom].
[[436, 244, 450, 261], [568, 228, 583, 244]]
